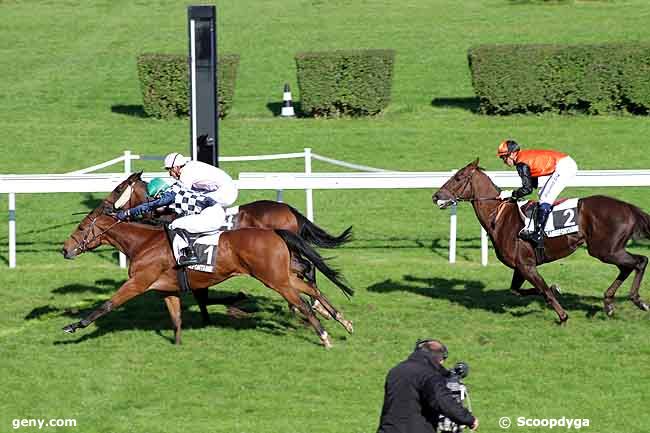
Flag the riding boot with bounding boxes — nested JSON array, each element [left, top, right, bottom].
[[520, 203, 552, 248], [174, 229, 199, 267]]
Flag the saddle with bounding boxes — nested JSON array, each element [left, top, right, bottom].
[[517, 198, 580, 238]]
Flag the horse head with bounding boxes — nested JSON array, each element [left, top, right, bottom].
[[432, 158, 481, 208], [111, 171, 148, 210], [61, 172, 144, 259]]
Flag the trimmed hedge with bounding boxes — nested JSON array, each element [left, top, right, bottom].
[[136, 53, 239, 119], [468, 44, 650, 115], [295, 49, 395, 117]]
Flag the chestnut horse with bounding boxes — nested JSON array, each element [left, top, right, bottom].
[[110, 172, 352, 321], [432, 159, 650, 323], [61, 176, 354, 347]]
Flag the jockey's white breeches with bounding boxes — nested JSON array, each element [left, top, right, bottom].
[[169, 205, 225, 234], [205, 183, 238, 207], [538, 156, 577, 205]]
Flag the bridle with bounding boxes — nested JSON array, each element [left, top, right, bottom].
[[438, 166, 500, 205], [69, 209, 122, 256]]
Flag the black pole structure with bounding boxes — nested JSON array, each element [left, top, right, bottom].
[[187, 5, 218, 166]]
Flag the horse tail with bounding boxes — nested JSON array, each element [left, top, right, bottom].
[[631, 204, 650, 240], [287, 205, 353, 249], [275, 229, 354, 299]]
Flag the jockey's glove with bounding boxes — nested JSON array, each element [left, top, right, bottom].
[[498, 190, 513, 200], [116, 209, 131, 221]]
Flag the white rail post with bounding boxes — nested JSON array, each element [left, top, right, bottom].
[[119, 151, 131, 269], [9, 193, 16, 268], [304, 147, 314, 221], [449, 203, 457, 264], [276, 190, 283, 202], [481, 227, 488, 266]]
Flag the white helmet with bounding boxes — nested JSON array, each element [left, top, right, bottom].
[[163, 152, 190, 169]]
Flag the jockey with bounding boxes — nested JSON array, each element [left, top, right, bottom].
[[497, 139, 578, 248], [115, 177, 220, 266], [163, 152, 238, 218]]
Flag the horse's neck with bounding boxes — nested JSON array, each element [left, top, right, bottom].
[[471, 173, 501, 233], [102, 222, 164, 258]]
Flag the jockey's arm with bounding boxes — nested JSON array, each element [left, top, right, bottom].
[[129, 190, 175, 218], [512, 163, 535, 199]]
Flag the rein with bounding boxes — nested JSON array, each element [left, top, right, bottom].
[[70, 216, 122, 255]]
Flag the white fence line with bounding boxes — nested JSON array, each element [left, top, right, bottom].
[[3, 150, 650, 269]]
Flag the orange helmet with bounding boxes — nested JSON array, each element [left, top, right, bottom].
[[497, 139, 520, 157]]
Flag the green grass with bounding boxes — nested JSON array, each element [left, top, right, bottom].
[[2, 1, 650, 432]]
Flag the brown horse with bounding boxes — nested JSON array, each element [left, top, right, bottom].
[[432, 159, 650, 323], [61, 176, 354, 347], [112, 172, 352, 321]]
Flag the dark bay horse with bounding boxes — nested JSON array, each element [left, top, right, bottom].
[[112, 172, 352, 321], [61, 177, 354, 347], [432, 159, 650, 323]]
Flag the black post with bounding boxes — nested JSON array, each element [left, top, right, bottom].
[[188, 5, 218, 166]]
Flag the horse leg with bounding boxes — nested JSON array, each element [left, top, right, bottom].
[[163, 295, 183, 345], [281, 285, 332, 349], [62, 278, 147, 333], [192, 288, 212, 325], [291, 275, 353, 334], [588, 249, 638, 316], [509, 268, 539, 296], [517, 265, 569, 324], [628, 254, 649, 312], [602, 264, 634, 317]]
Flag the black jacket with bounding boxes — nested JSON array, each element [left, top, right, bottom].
[[377, 351, 475, 433], [512, 163, 538, 199]]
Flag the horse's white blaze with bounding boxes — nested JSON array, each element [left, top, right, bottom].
[[114, 185, 133, 209]]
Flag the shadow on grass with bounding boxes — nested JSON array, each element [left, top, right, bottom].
[[431, 97, 480, 113], [110, 104, 147, 118], [367, 274, 602, 317], [29, 287, 308, 345], [52, 278, 124, 295]]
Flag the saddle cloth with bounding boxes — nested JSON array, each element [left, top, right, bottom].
[[169, 206, 238, 273], [517, 198, 580, 238], [172, 232, 222, 273]]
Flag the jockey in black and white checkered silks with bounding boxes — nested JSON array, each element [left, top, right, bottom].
[[115, 178, 223, 266]]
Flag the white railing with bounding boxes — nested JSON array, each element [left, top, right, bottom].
[[3, 151, 650, 268]]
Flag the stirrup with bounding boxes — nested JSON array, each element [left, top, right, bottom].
[[519, 229, 536, 241], [178, 247, 199, 267]]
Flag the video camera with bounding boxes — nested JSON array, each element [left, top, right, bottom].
[[437, 362, 471, 433]]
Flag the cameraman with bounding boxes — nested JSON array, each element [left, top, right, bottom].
[[376, 339, 478, 433]]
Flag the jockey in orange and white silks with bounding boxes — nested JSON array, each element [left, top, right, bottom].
[[497, 139, 578, 247]]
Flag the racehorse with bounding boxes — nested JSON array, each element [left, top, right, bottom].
[[432, 159, 650, 324], [112, 172, 352, 321], [61, 176, 354, 347]]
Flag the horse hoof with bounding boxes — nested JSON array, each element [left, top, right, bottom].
[[550, 285, 561, 297], [342, 320, 354, 334], [62, 324, 77, 334], [634, 301, 650, 312], [604, 304, 615, 317]]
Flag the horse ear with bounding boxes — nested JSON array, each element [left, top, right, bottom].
[[128, 171, 143, 181], [471, 157, 480, 166]]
